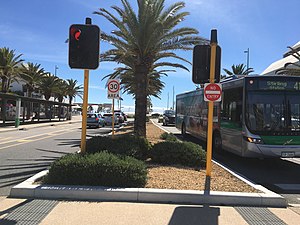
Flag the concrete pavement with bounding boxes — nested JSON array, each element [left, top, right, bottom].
[[1, 117, 300, 224], [1, 197, 300, 225]]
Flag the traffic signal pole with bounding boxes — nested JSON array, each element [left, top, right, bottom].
[[80, 69, 89, 154], [206, 30, 218, 177]]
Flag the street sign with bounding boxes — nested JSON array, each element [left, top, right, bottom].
[[204, 83, 222, 102], [107, 79, 120, 99]]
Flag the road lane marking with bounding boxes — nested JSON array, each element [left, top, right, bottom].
[[17, 139, 32, 143], [0, 137, 13, 141], [0, 127, 78, 150]]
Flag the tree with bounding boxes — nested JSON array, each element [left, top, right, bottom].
[[0, 47, 23, 123], [65, 79, 83, 119], [0, 47, 24, 93], [20, 62, 47, 119], [54, 79, 68, 103], [38, 74, 60, 118], [20, 62, 47, 97], [276, 46, 300, 76], [223, 63, 254, 76], [95, 0, 207, 137], [38, 74, 60, 101]]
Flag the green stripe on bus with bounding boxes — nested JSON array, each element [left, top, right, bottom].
[[221, 121, 242, 130], [261, 136, 300, 145]]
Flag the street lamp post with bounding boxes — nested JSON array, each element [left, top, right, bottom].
[[54, 65, 59, 76], [244, 48, 250, 71]]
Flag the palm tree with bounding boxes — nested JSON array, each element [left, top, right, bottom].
[[94, 0, 207, 137], [38, 74, 60, 101], [20, 62, 47, 119], [0, 47, 23, 123], [38, 74, 60, 119], [65, 79, 83, 119], [276, 46, 300, 76], [0, 47, 24, 93], [54, 79, 68, 103], [223, 63, 254, 76], [20, 62, 47, 97]]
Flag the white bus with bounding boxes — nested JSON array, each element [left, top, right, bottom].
[[176, 75, 300, 158]]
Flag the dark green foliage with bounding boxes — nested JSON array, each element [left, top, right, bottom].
[[86, 134, 151, 160], [159, 132, 178, 142], [44, 152, 147, 187], [150, 141, 206, 167]]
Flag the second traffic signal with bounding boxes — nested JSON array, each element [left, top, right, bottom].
[[69, 24, 100, 70], [192, 45, 221, 84]]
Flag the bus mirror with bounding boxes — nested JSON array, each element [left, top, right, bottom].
[[192, 45, 221, 84]]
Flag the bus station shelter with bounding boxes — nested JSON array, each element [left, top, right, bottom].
[[0, 93, 72, 127]]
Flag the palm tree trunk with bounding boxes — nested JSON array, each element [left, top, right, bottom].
[[68, 97, 73, 120], [134, 65, 148, 137], [1, 98, 6, 125]]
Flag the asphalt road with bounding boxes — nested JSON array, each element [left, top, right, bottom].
[[154, 119, 300, 206], [0, 123, 112, 196]]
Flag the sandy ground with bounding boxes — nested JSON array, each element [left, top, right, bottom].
[[117, 121, 259, 193]]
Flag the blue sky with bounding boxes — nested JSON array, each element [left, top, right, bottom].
[[1, 0, 299, 113]]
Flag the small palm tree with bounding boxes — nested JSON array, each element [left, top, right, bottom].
[[223, 63, 254, 76], [95, 0, 207, 137], [65, 79, 83, 119]]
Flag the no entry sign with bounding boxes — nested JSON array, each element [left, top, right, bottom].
[[204, 83, 222, 102]]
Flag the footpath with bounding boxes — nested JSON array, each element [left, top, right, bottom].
[[0, 117, 300, 224]]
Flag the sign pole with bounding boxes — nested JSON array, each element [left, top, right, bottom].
[[80, 69, 89, 154], [112, 98, 115, 137], [206, 30, 218, 177]]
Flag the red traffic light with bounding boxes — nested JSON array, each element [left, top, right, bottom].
[[68, 24, 100, 69], [70, 27, 81, 41]]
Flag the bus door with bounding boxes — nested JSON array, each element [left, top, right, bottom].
[[221, 88, 243, 154]]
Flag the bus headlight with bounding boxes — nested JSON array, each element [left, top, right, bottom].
[[245, 137, 264, 144]]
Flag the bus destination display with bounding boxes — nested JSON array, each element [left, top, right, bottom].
[[247, 79, 300, 91]]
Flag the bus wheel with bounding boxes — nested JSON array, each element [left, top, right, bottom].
[[181, 123, 186, 137], [213, 133, 222, 153]]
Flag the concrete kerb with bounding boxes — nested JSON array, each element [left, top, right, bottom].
[[8, 118, 287, 207], [9, 170, 287, 207]]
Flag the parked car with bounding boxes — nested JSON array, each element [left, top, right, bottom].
[[158, 114, 164, 123], [103, 113, 119, 126], [87, 113, 105, 128], [162, 110, 175, 126], [114, 110, 127, 121], [114, 112, 125, 123]]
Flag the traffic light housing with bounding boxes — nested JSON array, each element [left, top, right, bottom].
[[192, 45, 221, 84], [69, 24, 100, 69]]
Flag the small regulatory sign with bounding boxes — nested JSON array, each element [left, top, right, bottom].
[[107, 79, 120, 99], [204, 83, 222, 102]]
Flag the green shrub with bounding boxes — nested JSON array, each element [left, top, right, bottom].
[[150, 141, 206, 167], [44, 152, 147, 187], [86, 134, 151, 160], [159, 132, 178, 142]]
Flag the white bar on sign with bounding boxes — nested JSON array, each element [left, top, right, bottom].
[[206, 91, 221, 94]]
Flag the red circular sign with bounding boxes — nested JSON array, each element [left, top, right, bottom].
[[204, 83, 222, 101], [108, 80, 120, 93]]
